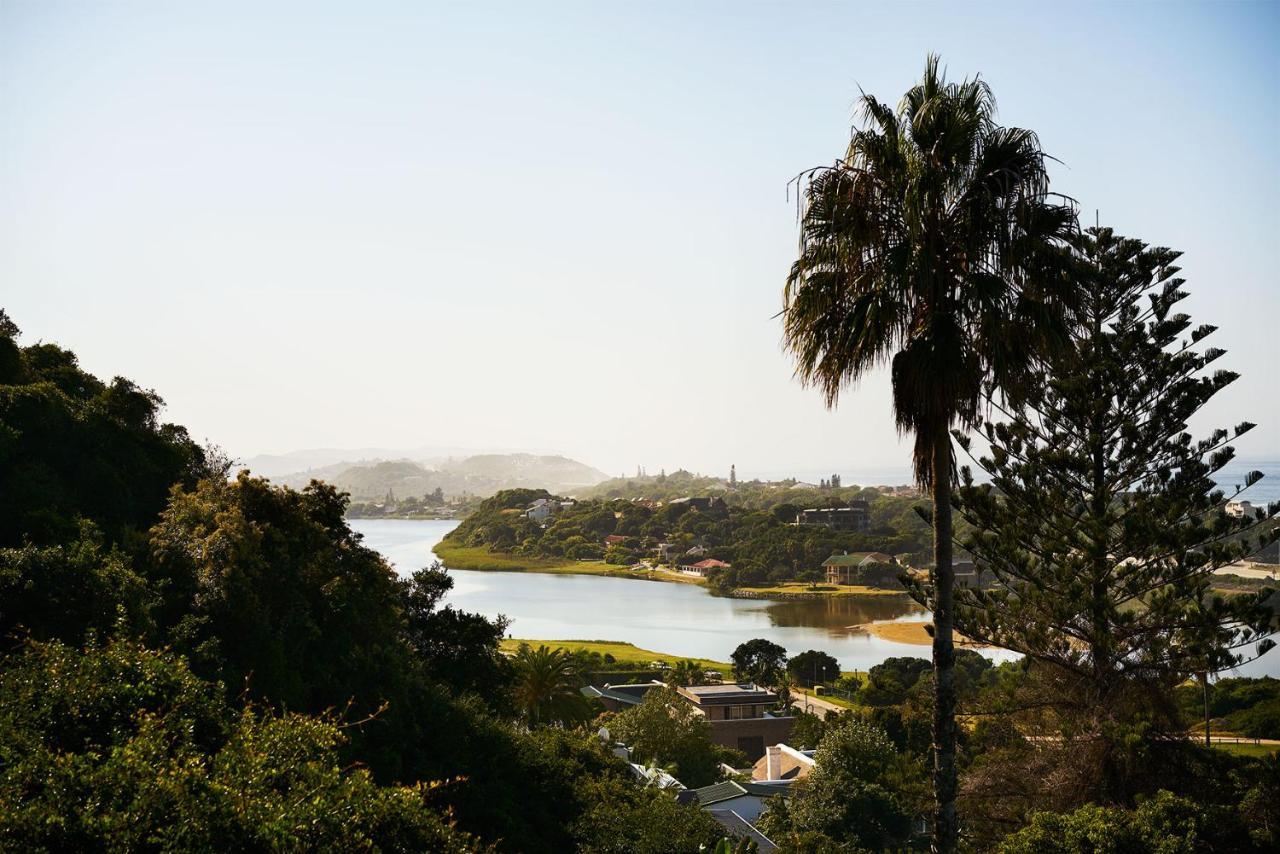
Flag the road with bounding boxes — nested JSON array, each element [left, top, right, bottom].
[[790, 691, 849, 717]]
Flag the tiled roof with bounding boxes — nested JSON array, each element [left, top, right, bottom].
[[705, 810, 777, 853]]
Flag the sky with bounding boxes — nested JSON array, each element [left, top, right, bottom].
[[2, 0, 1277, 480]]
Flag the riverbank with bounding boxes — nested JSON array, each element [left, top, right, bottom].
[[434, 544, 706, 583], [853, 620, 986, 647], [433, 543, 912, 599], [499, 638, 731, 672]]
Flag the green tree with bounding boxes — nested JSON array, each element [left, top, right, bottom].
[[511, 644, 593, 727], [400, 562, 511, 705], [0, 314, 209, 548], [149, 473, 409, 715], [780, 55, 1074, 851], [731, 638, 788, 686], [996, 790, 1241, 854], [951, 228, 1278, 800], [609, 686, 742, 787], [771, 717, 914, 850], [0, 639, 479, 852], [667, 658, 705, 687], [789, 649, 841, 688], [0, 522, 154, 647]]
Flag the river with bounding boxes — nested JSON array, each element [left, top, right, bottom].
[[350, 517, 1280, 678]]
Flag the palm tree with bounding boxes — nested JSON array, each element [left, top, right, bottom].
[[511, 644, 592, 727], [782, 55, 1074, 852], [668, 658, 704, 687]]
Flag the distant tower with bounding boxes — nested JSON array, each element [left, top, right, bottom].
[[730, 464, 737, 487], [637, 465, 642, 479]]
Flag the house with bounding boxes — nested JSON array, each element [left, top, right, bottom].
[[676, 779, 789, 823], [752, 743, 815, 782], [675, 683, 794, 760], [796, 502, 870, 533], [580, 681, 661, 712], [603, 534, 631, 547], [670, 496, 727, 513], [525, 498, 558, 523], [1226, 500, 1257, 519], [953, 560, 996, 588], [679, 558, 731, 577], [822, 552, 897, 585]]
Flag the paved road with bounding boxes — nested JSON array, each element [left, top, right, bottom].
[[790, 692, 848, 717]]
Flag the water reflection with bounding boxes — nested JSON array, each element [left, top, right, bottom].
[[763, 596, 926, 633]]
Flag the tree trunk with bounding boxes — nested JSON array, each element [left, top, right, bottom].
[[1202, 672, 1211, 748], [930, 428, 958, 854]]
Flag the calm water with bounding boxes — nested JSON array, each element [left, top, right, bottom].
[[350, 517, 1280, 678], [350, 518, 1012, 673]]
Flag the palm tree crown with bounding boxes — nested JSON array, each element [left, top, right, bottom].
[[783, 54, 1075, 482], [511, 643, 591, 728]]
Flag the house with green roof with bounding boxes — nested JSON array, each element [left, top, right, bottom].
[[822, 551, 897, 585]]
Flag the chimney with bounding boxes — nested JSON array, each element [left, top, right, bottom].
[[765, 745, 782, 781]]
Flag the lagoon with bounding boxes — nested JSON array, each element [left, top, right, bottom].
[[350, 518, 1020, 673], [351, 517, 1280, 678]]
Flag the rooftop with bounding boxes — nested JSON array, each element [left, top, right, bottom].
[[705, 811, 777, 853], [680, 683, 776, 705], [822, 551, 895, 567]]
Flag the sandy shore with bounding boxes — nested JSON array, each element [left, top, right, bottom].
[[854, 620, 988, 648]]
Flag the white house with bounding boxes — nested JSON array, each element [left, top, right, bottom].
[[525, 498, 557, 523]]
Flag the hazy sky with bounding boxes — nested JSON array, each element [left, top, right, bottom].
[[3, 1, 1277, 479]]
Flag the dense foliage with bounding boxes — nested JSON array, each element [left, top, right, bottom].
[[0, 639, 479, 852], [443, 486, 934, 587], [0, 312, 730, 853], [0, 310, 210, 549]]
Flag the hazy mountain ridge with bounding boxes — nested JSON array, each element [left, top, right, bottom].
[[257, 453, 610, 500]]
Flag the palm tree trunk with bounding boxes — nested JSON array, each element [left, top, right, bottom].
[[930, 428, 958, 854]]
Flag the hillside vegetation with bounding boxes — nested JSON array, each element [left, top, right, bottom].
[[441, 486, 936, 590]]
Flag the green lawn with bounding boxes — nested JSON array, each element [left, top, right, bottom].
[[500, 638, 731, 673], [434, 543, 677, 580], [1211, 741, 1280, 758]]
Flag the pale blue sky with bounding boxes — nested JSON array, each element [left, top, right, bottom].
[[2, 1, 1276, 478]]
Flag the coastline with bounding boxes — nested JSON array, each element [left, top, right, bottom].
[[432, 542, 914, 600]]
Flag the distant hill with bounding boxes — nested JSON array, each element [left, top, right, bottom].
[[260, 453, 610, 500]]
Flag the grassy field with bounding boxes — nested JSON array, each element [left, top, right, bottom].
[[500, 638, 731, 672], [1211, 741, 1280, 758], [434, 544, 690, 581]]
